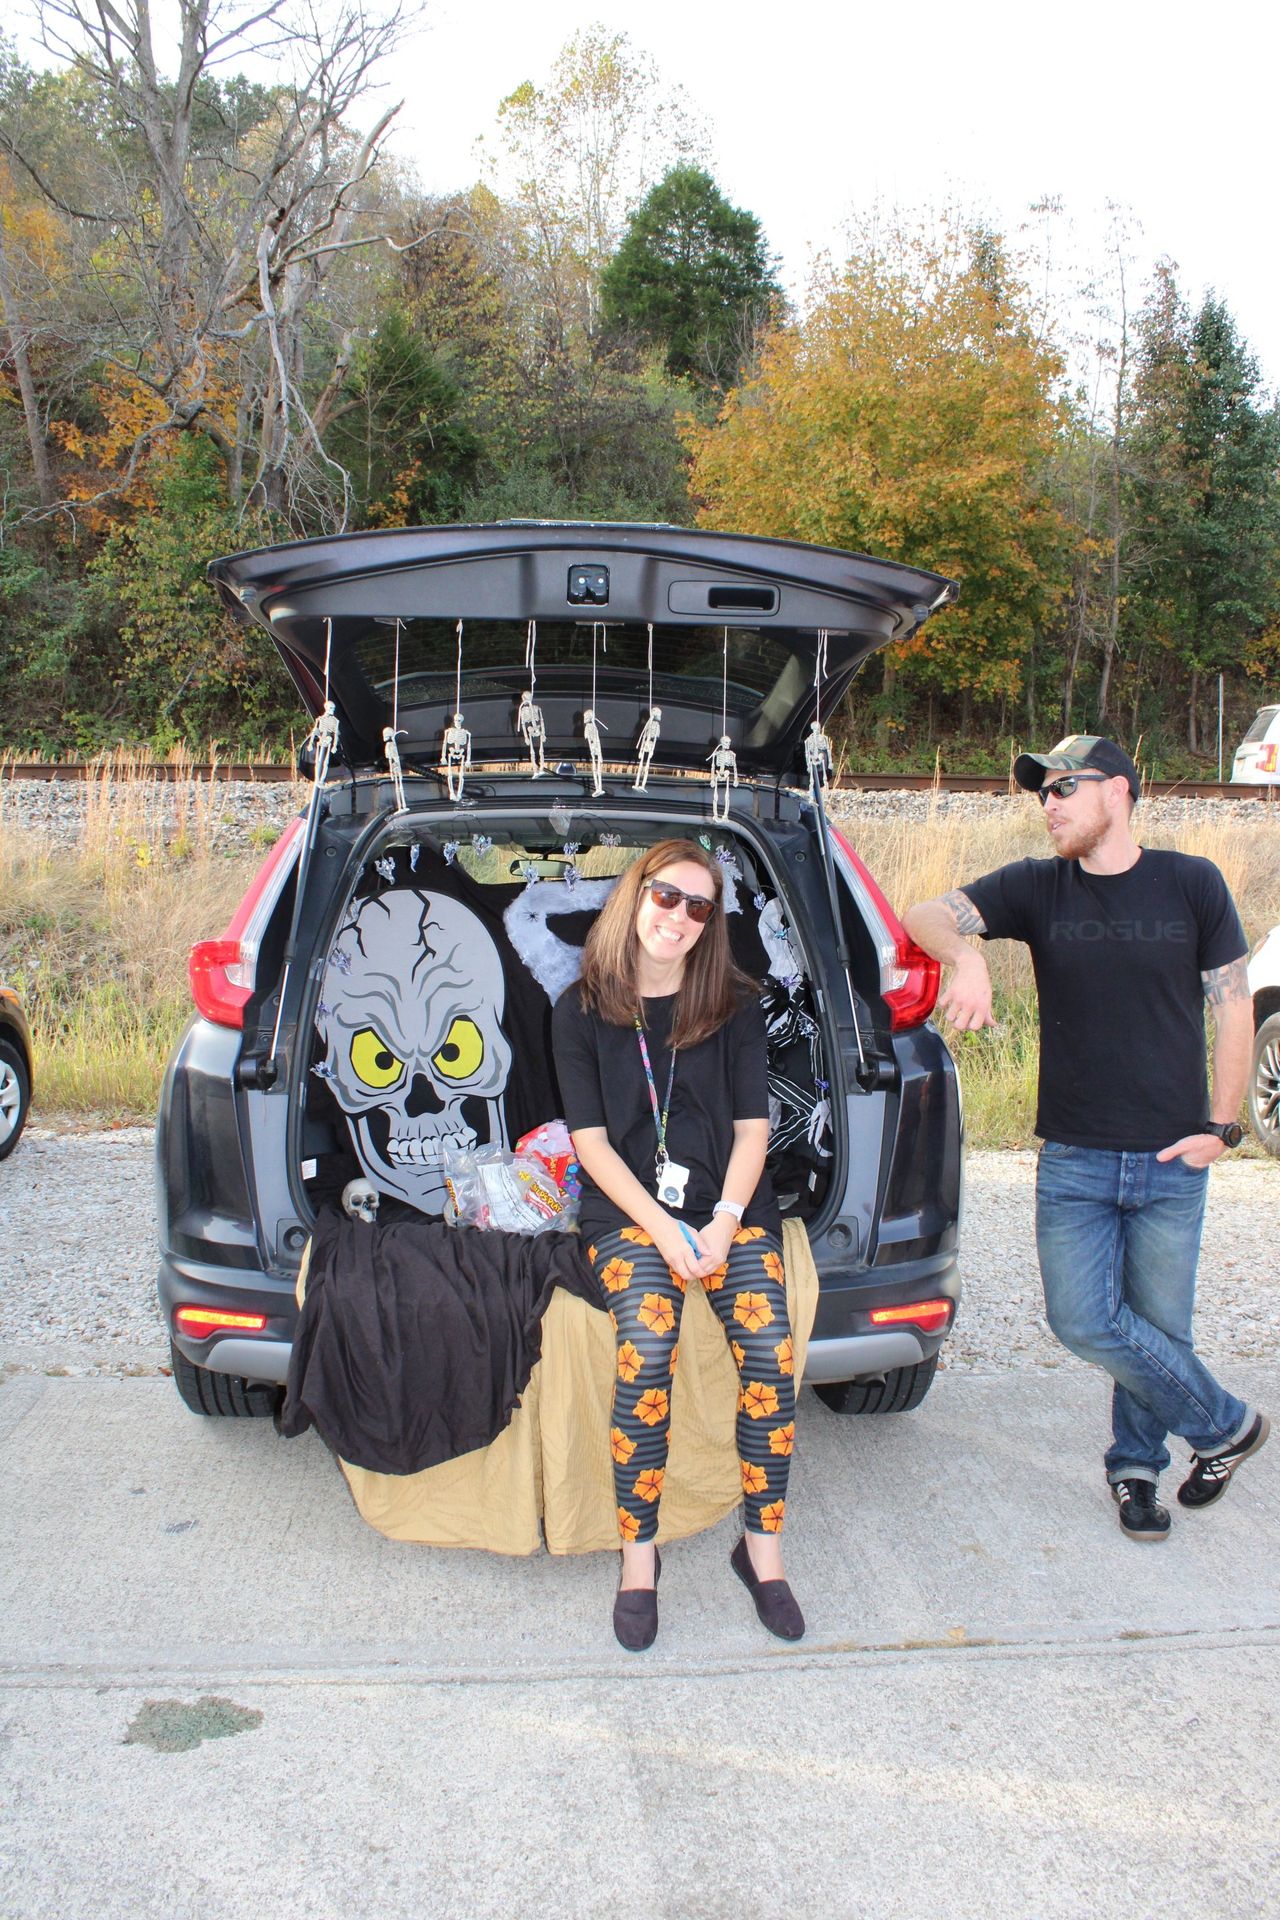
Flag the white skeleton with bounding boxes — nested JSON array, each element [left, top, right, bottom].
[[804, 719, 834, 793], [516, 691, 547, 775], [440, 712, 471, 802], [583, 708, 608, 797], [709, 734, 738, 823], [382, 725, 408, 813], [633, 706, 661, 791], [315, 888, 513, 1212]]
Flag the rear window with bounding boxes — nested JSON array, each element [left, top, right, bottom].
[[347, 618, 843, 750], [1242, 707, 1280, 744]]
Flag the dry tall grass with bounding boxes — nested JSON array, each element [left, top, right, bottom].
[[842, 797, 1280, 1145], [1, 762, 265, 1117], [3, 776, 1278, 1137]]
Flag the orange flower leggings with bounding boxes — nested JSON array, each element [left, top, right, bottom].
[[588, 1225, 796, 1544]]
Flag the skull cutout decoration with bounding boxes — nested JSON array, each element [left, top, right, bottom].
[[315, 888, 514, 1212]]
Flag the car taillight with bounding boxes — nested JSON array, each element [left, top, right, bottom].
[[829, 826, 941, 1031], [188, 817, 304, 1029], [1260, 744, 1278, 773], [869, 1299, 953, 1333], [174, 1306, 270, 1334]]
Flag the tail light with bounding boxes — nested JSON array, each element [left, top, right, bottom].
[[1260, 744, 1278, 773], [188, 817, 304, 1028], [869, 1299, 953, 1333], [829, 826, 941, 1031], [175, 1306, 270, 1335]]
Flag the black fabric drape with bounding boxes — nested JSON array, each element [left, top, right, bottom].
[[281, 1206, 604, 1474]]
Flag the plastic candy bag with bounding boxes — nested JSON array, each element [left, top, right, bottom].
[[442, 1136, 579, 1234]]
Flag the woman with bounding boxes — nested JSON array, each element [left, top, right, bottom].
[[551, 839, 803, 1651]]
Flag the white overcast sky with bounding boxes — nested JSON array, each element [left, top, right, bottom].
[[385, 0, 1280, 392]]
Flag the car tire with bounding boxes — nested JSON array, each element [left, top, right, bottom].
[[1248, 1013, 1280, 1158], [0, 1039, 31, 1160], [169, 1339, 281, 1417], [812, 1352, 940, 1416]]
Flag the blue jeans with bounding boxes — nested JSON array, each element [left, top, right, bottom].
[[1035, 1142, 1248, 1482]]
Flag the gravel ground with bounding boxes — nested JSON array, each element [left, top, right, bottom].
[[1, 1127, 1275, 1382], [2, 772, 1275, 855]]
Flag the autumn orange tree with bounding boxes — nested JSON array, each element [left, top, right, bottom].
[[685, 212, 1072, 741]]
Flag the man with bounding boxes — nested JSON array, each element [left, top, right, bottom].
[[904, 736, 1268, 1541]]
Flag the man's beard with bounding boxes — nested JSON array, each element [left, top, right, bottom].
[[1048, 813, 1108, 862]]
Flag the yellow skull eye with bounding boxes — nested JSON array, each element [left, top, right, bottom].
[[349, 1027, 405, 1090], [432, 1015, 484, 1081]]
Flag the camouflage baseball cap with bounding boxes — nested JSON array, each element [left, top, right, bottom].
[[1013, 735, 1141, 801]]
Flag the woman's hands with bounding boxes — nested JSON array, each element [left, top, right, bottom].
[[652, 1208, 737, 1285]]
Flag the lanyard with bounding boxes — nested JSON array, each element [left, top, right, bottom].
[[635, 1020, 676, 1165]]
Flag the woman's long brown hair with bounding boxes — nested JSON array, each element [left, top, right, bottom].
[[575, 838, 757, 1048]]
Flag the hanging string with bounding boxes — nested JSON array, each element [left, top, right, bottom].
[[455, 617, 464, 714], [721, 625, 729, 736], [647, 622, 654, 710], [526, 618, 537, 699], [815, 630, 829, 730], [382, 615, 407, 814]]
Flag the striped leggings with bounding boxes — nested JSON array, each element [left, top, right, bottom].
[[587, 1225, 796, 1544]]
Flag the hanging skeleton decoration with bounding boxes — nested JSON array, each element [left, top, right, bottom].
[[315, 887, 514, 1213], [582, 622, 608, 796], [634, 624, 661, 791], [805, 630, 835, 795], [441, 714, 471, 802], [516, 620, 547, 775], [709, 735, 738, 823], [583, 709, 607, 797], [709, 626, 738, 822], [381, 618, 409, 813], [440, 620, 470, 801], [634, 707, 661, 791]]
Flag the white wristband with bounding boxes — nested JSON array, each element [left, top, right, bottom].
[[713, 1199, 745, 1222]]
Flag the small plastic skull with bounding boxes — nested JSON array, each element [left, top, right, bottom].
[[342, 1178, 381, 1225]]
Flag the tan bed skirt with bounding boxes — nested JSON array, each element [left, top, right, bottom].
[[299, 1217, 818, 1555]]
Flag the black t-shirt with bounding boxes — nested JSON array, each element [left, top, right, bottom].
[[550, 988, 780, 1242], [963, 849, 1247, 1152]]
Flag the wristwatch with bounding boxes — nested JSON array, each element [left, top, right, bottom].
[[1202, 1120, 1245, 1148]]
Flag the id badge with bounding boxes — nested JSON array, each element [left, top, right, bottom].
[[655, 1155, 690, 1210]]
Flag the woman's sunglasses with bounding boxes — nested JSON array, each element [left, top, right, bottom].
[[646, 880, 716, 924], [1036, 772, 1110, 805]]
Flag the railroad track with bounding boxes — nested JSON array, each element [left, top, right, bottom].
[[1, 762, 1276, 800]]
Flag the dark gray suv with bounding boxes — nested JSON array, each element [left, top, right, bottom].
[[157, 522, 963, 1419]]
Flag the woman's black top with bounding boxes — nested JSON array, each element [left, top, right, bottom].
[[551, 988, 780, 1243]]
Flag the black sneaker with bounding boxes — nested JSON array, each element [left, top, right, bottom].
[[1176, 1413, 1270, 1509], [1110, 1478, 1171, 1541]]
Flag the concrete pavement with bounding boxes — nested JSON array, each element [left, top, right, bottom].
[[1, 1364, 1277, 1919]]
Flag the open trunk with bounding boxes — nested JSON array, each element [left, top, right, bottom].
[[290, 799, 854, 1233]]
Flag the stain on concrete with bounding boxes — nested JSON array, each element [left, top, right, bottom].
[[123, 1696, 263, 1753], [163, 1519, 198, 1534]]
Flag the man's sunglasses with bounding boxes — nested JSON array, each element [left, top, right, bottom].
[[646, 880, 716, 924], [1036, 772, 1110, 805]]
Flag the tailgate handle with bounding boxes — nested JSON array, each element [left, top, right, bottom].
[[706, 586, 778, 612]]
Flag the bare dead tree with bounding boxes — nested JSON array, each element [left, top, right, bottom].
[[7, 0, 425, 529]]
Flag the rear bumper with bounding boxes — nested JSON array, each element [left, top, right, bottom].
[[158, 1244, 961, 1390]]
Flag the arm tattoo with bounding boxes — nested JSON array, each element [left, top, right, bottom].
[[941, 889, 987, 936], [1202, 958, 1250, 1008]]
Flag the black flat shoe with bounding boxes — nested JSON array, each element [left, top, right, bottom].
[[613, 1546, 661, 1652], [730, 1536, 805, 1641]]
